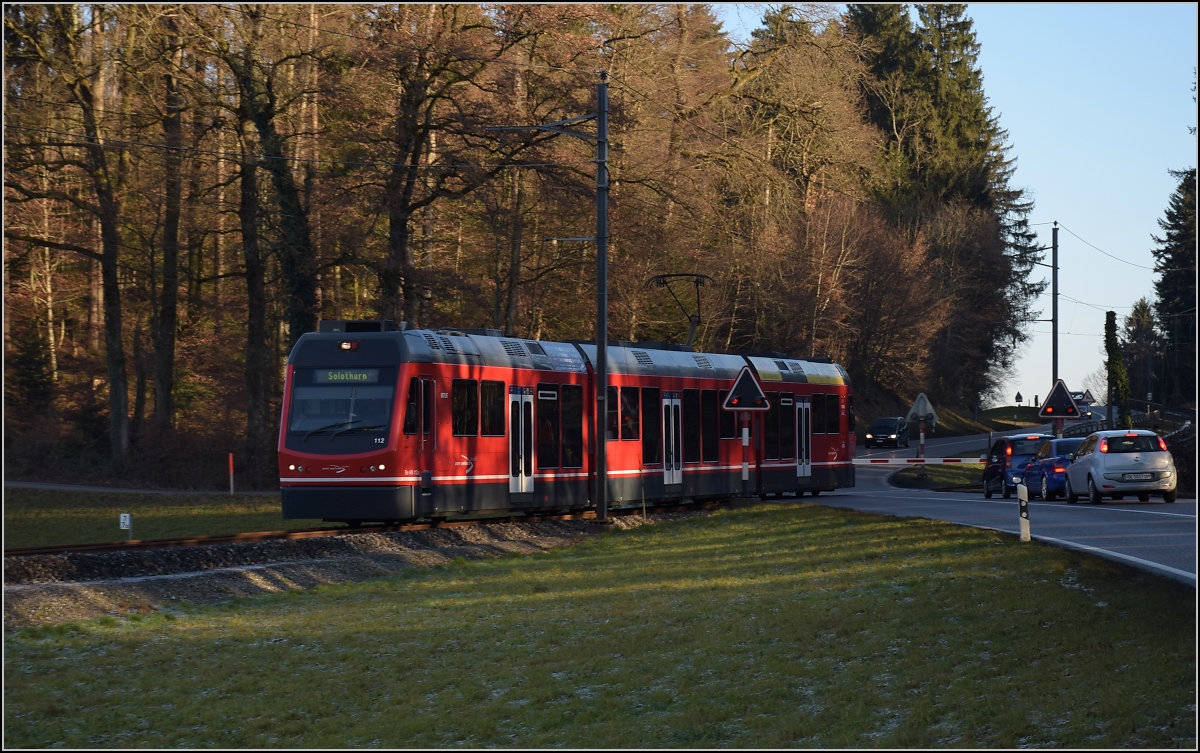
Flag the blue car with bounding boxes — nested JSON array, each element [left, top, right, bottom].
[[1020, 437, 1085, 501], [983, 434, 1054, 498]]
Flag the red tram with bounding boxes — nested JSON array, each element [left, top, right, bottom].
[[278, 320, 855, 523]]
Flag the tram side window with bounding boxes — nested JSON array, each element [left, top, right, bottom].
[[701, 390, 719, 462], [621, 387, 640, 440], [764, 391, 780, 459], [561, 384, 584, 468], [481, 380, 505, 436], [682, 389, 701, 463], [811, 394, 828, 434], [403, 378, 433, 435], [452, 379, 478, 436], [403, 379, 418, 434], [718, 390, 736, 439], [812, 393, 840, 434], [642, 387, 662, 465], [537, 385, 560, 469], [606, 386, 619, 440]]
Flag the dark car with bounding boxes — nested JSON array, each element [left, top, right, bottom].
[[1020, 437, 1085, 500], [864, 417, 910, 448], [982, 433, 1054, 499]]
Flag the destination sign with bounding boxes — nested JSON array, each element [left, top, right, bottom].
[[314, 369, 379, 384]]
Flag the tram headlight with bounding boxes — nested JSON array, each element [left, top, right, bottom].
[[288, 464, 296, 471], [378, 463, 386, 470]]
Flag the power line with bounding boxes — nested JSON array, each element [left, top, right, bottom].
[[1057, 222, 1188, 272], [1057, 294, 1133, 312]]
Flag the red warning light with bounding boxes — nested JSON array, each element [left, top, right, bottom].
[[1044, 406, 1054, 414]]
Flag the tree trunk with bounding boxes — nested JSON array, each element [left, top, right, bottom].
[[229, 9, 318, 347], [239, 137, 273, 488], [154, 25, 183, 432], [506, 170, 524, 335]]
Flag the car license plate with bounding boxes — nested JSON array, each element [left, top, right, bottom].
[[1123, 473, 1152, 481]]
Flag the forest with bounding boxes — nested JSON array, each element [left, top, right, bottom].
[[4, 4, 1191, 489]]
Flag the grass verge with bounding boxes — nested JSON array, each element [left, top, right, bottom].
[[890, 464, 983, 490], [4, 503, 1194, 748], [3, 488, 323, 549]]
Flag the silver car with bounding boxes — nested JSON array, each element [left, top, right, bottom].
[[1064, 430, 1178, 504]]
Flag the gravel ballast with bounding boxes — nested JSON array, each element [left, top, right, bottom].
[[4, 515, 675, 631]]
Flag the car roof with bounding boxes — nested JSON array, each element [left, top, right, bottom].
[[1087, 429, 1159, 438]]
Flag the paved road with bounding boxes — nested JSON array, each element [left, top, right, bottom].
[[4, 481, 276, 496], [858, 424, 1061, 460], [821, 465, 1196, 587]]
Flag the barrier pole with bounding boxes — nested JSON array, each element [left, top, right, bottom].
[[229, 452, 235, 495], [741, 411, 750, 496]]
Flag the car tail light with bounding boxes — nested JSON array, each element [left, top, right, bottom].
[[1053, 464, 1066, 473], [1158, 436, 1168, 451], [1006, 445, 1012, 457], [1125, 432, 1138, 438], [1024, 435, 1041, 440], [1099, 438, 1108, 453]]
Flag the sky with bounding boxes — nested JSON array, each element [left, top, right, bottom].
[[712, 3, 1198, 410]]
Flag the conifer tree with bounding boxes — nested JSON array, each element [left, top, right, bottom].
[[9, 320, 54, 413], [1151, 168, 1196, 408], [1106, 310, 1133, 429]]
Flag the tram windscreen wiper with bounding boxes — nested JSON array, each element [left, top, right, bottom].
[[304, 419, 360, 440], [329, 424, 387, 440]]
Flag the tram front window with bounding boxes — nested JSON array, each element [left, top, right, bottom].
[[288, 368, 395, 438]]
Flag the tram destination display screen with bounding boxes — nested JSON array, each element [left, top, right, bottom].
[[313, 368, 380, 384]]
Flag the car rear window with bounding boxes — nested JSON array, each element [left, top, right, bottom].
[[1055, 439, 1084, 455], [1009, 439, 1046, 455], [1105, 435, 1162, 453]]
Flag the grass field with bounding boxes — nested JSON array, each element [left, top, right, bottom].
[[3, 488, 322, 549], [5, 503, 1194, 748]]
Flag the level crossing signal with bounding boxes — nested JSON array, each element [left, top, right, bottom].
[[1038, 379, 1080, 419], [722, 367, 770, 411]]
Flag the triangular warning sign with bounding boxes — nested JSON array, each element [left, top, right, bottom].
[[723, 367, 770, 411], [1038, 379, 1081, 419]]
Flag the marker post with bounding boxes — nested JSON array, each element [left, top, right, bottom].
[[1018, 484, 1031, 542], [229, 452, 235, 495]]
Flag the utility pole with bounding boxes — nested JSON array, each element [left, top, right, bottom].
[[489, 72, 611, 522], [1051, 222, 1059, 382], [1032, 222, 1060, 434]]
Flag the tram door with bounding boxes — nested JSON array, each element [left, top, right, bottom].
[[662, 392, 682, 486], [403, 377, 437, 502], [796, 396, 812, 482], [509, 387, 534, 495]]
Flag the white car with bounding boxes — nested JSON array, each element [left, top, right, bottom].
[[1064, 429, 1178, 504]]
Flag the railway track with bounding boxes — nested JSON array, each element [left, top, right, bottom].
[[4, 500, 724, 559]]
